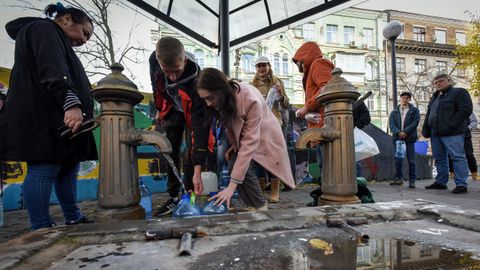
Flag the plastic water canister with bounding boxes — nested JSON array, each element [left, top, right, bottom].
[[201, 171, 218, 195], [202, 192, 228, 215], [395, 140, 406, 159], [139, 180, 152, 220], [173, 194, 201, 217]]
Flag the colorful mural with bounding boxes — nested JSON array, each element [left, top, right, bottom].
[[0, 102, 169, 211]]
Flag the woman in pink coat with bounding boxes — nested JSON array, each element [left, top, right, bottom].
[[195, 68, 295, 210]]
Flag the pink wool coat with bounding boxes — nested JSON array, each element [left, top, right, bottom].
[[226, 82, 296, 189]]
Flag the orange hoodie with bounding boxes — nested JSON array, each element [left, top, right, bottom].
[[292, 42, 334, 128]]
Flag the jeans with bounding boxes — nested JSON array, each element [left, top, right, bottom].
[[431, 134, 468, 187], [216, 128, 230, 176], [394, 141, 416, 182], [449, 135, 477, 173], [228, 154, 266, 208], [23, 163, 83, 230]]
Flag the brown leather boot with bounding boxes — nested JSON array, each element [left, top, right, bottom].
[[258, 177, 266, 196], [269, 178, 280, 203]]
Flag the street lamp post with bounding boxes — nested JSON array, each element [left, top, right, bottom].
[[383, 20, 403, 109]]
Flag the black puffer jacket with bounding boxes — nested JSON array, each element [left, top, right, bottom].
[[422, 86, 472, 138], [0, 17, 97, 163]]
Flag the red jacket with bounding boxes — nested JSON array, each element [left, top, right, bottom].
[[292, 42, 334, 128], [149, 52, 214, 164]]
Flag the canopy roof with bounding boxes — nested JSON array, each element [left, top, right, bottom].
[[126, 0, 365, 49]]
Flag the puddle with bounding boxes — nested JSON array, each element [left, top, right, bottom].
[[48, 229, 480, 270]]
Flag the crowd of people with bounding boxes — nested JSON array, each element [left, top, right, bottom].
[[0, 4, 477, 231]]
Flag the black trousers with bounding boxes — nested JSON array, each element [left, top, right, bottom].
[[449, 136, 477, 173], [162, 110, 194, 197]]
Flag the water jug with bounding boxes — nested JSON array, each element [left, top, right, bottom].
[[201, 171, 218, 195], [202, 192, 228, 215], [172, 194, 201, 218], [139, 180, 152, 220], [395, 140, 406, 159]]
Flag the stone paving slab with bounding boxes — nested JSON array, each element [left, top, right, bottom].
[[1, 198, 480, 269]]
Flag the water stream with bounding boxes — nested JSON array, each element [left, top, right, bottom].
[[161, 153, 187, 194]]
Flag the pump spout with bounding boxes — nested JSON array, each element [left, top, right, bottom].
[[295, 126, 339, 149], [120, 128, 172, 153]]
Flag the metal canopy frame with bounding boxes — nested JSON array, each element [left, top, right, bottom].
[[126, 0, 358, 74], [127, 0, 354, 48]]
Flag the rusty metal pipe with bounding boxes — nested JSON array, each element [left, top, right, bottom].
[[120, 128, 172, 153], [295, 126, 339, 149]]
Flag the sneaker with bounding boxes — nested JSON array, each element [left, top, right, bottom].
[[408, 182, 416, 188], [425, 182, 448, 190], [452, 186, 468, 194], [390, 180, 403, 186], [156, 197, 178, 216], [65, 216, 93, 225]]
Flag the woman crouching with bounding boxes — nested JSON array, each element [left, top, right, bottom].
[[194, 68, 295, 210]]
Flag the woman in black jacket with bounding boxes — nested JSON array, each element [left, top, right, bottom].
[[0, 3, 97, 230]]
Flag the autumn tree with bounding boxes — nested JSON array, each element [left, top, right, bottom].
[[455, 12, 480, 96]]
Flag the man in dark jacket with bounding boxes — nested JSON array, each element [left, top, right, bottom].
[[422, 74, 472, 194], [389, 91, 420, 188], [149, 37, 213, 215]]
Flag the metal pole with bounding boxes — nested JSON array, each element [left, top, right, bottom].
[[219, 0, 230, 75], [390, 37, 398, 108]]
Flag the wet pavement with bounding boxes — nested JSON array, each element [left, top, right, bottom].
[[0, 178, 479, 269]]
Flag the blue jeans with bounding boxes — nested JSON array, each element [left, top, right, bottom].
[[216, 128, 230, 176], [431, 134, 468, 187], [23, 163, 83, 230], [394, 141, 416, 182]]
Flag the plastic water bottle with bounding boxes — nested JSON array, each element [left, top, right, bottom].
[[202, 192, 228, 215], [139, 180, 152, 220], [219, 168, 230, 189], [172, 194, 201, 218], [395, 140, 406, 159]]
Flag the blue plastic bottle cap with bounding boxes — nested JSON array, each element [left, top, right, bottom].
[[181, 194, 190, 200], [209, 192, 217, 197]]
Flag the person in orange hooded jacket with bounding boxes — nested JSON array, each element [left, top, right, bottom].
[[292, 42, 334, 206], [292, 42, 334, 128]]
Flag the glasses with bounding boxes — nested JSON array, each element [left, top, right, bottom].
[[256, 63, 268, 68]]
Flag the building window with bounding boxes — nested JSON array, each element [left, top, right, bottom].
[[273, 53, 280, 74], [363, 28, 374, 47], [366, 62, 376, 81], [326, 24, 338, 44], [420, 244, 433, 257], [456, 32, 467, 45], [398, 25, 405, 39], [335, 53, 365, 73], [241, 53, 254, 73], [344, 26, 355, 44], [434, 29, 446, 44], [413, 26, 426, 42], [215, 55, 221, 69], [282, 53, 289, 76], [436, 61, 447, 73], [194, 49, 205, 68], [414, 59, 427, 73], [456, 67, 467, 77], [303, 23, 315, 41], [366, 94, 375, 111], [396, 57, 406, 73]]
